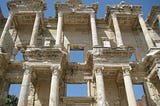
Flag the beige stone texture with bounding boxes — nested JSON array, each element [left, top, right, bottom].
[[0, 0, 160, 106]]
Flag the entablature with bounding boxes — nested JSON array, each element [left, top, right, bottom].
[[146, 6, 160, 28], [55, 0, 98, 18], [7, 0, 46, 13]]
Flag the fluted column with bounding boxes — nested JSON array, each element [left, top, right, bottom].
[[55, 12, 63, 47], [18, 66, 32, 106], [112, 13, 123, 47], [0, 13, 14, 52], [123, 67, 137, 106], [29, 12, 41, 47], [49, 66, 60, 106], [95, 68, 108, 106], [138, 14, 154, 49], [90, 12, 99, 47]]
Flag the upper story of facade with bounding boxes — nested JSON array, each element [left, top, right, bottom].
[[0, 0, 159, 63]]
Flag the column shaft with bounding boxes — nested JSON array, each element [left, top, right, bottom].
[[112, 13, 123, 47], [0, 13, 14, 51], [18, 67, 32, 106], [123, 69, 137, 106], [55, 12, 63, 47], [90, 12, 99, 47], [30, 12, 41, 47], [49, 67, 59, 106], [95, 69, 108, 106], [138, 14, 154, 49]]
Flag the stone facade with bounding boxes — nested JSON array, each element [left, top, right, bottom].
[[0, 0, 160, 106]]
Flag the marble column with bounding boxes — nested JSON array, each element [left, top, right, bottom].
[[49, 66, 60, 106], [90, 12, 99, 47], [0, 13, 14, 52], [138, 14, 154, 49], [29, 12, 41, 47], [112, 13, 123, 47], [18, 66, 32, 106], [95, 68, 108, 106], [55, 12, 63, 47], [123, 68, 137, 106]]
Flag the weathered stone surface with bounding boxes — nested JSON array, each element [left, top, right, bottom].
[[0, 0, 159, 106]]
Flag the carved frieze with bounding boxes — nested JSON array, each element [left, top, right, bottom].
[[64, 14, 89, 24], [24, 48, 65, 62], [7, 0, 46, 13]]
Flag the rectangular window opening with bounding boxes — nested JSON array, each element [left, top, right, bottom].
[[130, 53, 137, 62], [69, 50, 84, 63], [9, 84, 21, 98], [133, 84, 147, 106], [66, 84, 88, 97]]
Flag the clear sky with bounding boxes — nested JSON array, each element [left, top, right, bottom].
[[1, 0, 160, 102]]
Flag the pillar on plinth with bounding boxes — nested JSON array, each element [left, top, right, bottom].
[[138, 14, 154, 49], [95, 68, 108, 106], [112, 13, 124, 47], [18, 66, 32, 106], [0, 13, 14, 52], [29, 12, 41, 47], [49, 66, 60, 106], [55, 12, 63, 48], [123, 67, 137, 106]]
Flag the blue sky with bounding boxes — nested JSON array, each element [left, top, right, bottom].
[[1, 0, 159, 102]]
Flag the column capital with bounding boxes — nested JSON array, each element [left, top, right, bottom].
[[23, 64, 33, 71], [138, 14, 143, 17], [94, 67, 104, 75], [36, 11, 42, 17], [122, 66, 131, 76], [111, 13, 117, 18], [50, 65, 61, 76], [90, 12, 95, 18], [58, 11, 63, 17]]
